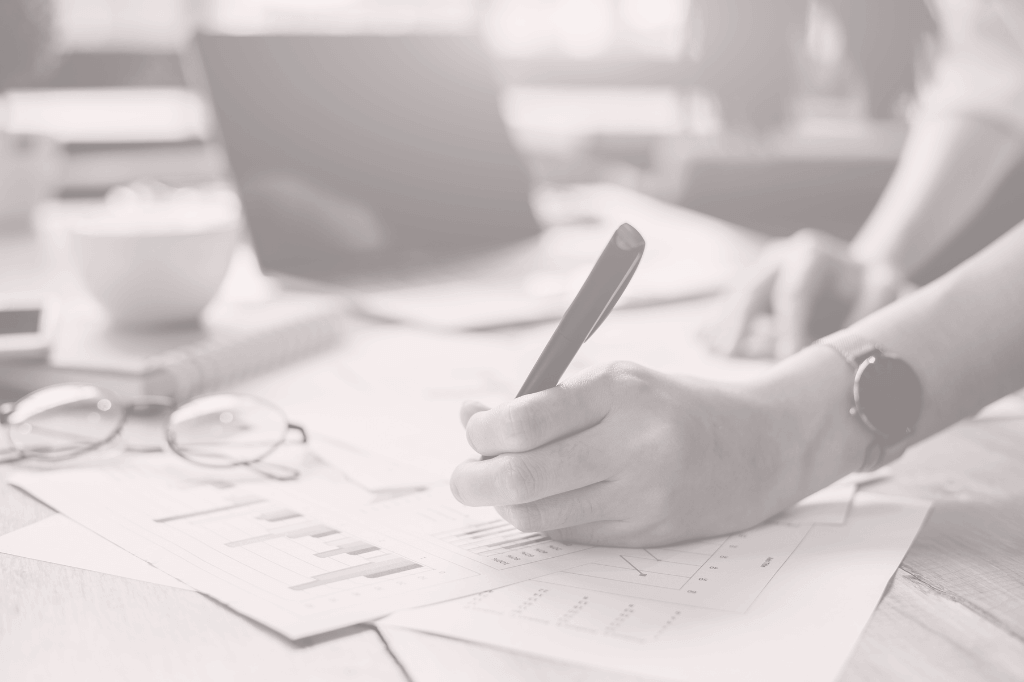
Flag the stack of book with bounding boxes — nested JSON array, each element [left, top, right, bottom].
[[0, 292, 345, 402]]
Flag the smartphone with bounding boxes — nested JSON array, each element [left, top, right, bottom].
[[0, 294, 59, 360]]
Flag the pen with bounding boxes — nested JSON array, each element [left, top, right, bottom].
[[516, 222, 645, 399]]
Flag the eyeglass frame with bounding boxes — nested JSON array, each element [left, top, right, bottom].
[[0, 386, 308, 479]]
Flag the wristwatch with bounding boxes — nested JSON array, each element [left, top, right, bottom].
[[816, 333, 923, 471]]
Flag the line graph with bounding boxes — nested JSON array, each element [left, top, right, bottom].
[[540, 522, 812, 612], [561, 537, 728, 589]]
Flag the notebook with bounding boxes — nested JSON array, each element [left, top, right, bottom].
[[0, 292, 345, 402]]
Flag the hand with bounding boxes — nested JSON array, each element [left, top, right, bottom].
[[450, 360, 848, 547], [702, 229, 909, 358]]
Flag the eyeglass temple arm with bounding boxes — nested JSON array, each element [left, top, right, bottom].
[[288, 424, 308, 444]]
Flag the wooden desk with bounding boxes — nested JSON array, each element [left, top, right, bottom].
[[2, 213, 1023, 681]]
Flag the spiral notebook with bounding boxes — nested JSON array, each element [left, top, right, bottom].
[[0, 293, 345, 402]]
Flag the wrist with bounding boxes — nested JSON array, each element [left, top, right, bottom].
[[849, 238, 911, 283], [752, 345, 873, 499]]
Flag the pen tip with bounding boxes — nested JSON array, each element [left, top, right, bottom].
[[615, 223, 644, 250]]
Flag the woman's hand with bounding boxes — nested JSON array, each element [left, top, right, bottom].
[[450, 355, 864, 547], [702, 229, 909, 359]]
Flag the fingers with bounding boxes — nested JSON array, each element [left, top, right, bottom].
[[771, 239, 823, 357], [771, 231, 859, 357], [844, 263, 905, 325], [463, 370, 615, 456], [493, 482, 625, 532], [546, 520, 639, 546], [703, 242, 783, 356], [451, 426, 617, 507], [460, 400, 489, 428]]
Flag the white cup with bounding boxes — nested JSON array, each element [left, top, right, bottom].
[[67, 195, 241, 329]]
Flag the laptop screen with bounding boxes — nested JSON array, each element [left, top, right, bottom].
[[193, 34, 540, 279]]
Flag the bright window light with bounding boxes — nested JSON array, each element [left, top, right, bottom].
[[553, 0, 616, 59], [619, 0, 687, 33], [481, 0, 555, 59]]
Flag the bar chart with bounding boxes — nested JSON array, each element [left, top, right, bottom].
[[14, 462, 619, 639], [154, 495, 442, 596], [366, 487, 587, 569], [434, 517, 580, 569]]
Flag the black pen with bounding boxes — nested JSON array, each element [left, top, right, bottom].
[[516, 223, 645, 399]]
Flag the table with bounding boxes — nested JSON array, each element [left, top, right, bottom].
[[2, 204, 1023, 681]]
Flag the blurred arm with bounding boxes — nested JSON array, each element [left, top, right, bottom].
[[849, 219, 1024, 439], [852, 0, 1024, 276], [850, 114, 1023, 276]]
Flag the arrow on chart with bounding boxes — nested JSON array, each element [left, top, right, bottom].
[[621, 555, 647, 577]]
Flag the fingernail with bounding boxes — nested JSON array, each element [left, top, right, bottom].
[[460, 400, 490, 428], [449, 474, 465, 504]]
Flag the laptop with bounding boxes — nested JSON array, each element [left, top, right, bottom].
[[191, 33, 541, 280]]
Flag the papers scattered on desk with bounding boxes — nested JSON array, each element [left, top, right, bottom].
[[10, 457, 603, 640], [5, 455, 925, 681], [0, 513, 191, 590], [236, 326, 534, 489], [382, 493, 931, 682]]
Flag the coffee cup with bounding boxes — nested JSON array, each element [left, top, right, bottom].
[[67, 191, 241, 329]]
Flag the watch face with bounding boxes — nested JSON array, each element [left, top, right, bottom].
[[854, 356, 923, 442]]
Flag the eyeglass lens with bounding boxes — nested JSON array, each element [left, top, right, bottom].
[[167, 394, 292, 467], [6, 384, 125, 460]]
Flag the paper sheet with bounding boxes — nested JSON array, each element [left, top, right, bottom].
[[775, 482, 856, 525], [382, 493, 930, 682], [235, 326, 533, 490], [10, 458, 604, 640], [0, 514, 191, 590], [0, 477, 859, 598]]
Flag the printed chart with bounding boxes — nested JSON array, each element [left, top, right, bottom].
[[154, 496, 439, 597], [382, 494, 933, 682], [367, 488, 586, 569], [457, 582, 686, 643], [541, 521, 812, 612], [11, 461, 605, 639]]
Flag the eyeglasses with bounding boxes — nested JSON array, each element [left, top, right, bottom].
[[0, 384, 307, 480]]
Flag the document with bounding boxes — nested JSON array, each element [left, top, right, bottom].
[[382, 493, 930, 682], [237, 326, 531, 489], [0, 514, 191, 590], [773, 479, 857, 525], [0, 481, 857, 596], [10, 457, 602, 640]]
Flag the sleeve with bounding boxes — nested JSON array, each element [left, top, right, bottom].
[[917, 0, 1024, 133]]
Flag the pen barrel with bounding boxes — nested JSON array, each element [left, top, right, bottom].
[[517, 223, 644, 397]]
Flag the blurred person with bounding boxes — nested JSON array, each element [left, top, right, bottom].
[[0, 0, 53, 92], [687, 0, 934, 132], [0, 0, 56, 226], [688, 0, 808, 133], [704, 0, 1024, 358]]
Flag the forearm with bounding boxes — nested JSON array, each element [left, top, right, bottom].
[[851, 115, 1023, 276], [768, 221, 1024, 495], [852, 221, 1024, 436]]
